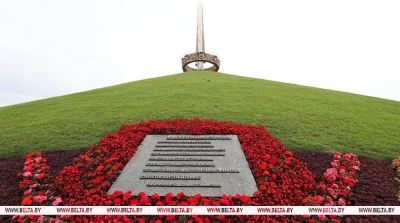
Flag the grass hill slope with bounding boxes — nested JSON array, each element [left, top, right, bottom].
[[0, 71, 399, 160]]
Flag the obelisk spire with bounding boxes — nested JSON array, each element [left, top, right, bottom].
[[196, 1, 205, 70], [181, 1, 220, 72]]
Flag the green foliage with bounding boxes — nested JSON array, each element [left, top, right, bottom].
[[0, 71, 399, 160]]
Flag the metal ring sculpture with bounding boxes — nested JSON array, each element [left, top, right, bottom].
[[181, 52, 220, 72]]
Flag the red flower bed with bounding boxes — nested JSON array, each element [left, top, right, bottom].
[[393, 157, 400, 202], [53, 119, 316, 222], [12, 119, 369, 222], [300, 153, 361, 223], [13, 152, 64, 223]]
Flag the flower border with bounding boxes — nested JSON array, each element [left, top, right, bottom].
[[14, 152, 65, 223], [392, 157, 400, 202], [17, 119, 362, 223]]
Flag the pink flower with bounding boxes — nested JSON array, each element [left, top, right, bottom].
[[52, 197, 62, 206], [24, 160, 34, 165], [23, 166, 33, 171], [24, 189, 32, 196], [32, 184, 40, 188], [38, 216, 45, 222], [352, 166, 360, 171], [34, 195, 47, 204], [327, 188, 335, 195], [23, 172, 32, 177], [34, 157, 42, 163], [318, 215, 326, 221], [301, 214, 310, 218], [338, 198, 346, 206], [12, 215, 25, 219], [324, 168, 338, 179]]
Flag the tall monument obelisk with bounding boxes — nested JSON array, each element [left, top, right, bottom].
[[196, 2, 205, 70], [181, 1, 220, 72]]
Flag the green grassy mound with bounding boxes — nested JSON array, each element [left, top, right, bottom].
[[0, 71, 399, 160]]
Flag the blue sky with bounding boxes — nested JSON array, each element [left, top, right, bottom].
[[1, 0, 399, 107]]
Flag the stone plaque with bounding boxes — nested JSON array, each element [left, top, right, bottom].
[[108, 135, 258, 197]]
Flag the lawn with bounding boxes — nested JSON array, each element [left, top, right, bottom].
[[0, 71, 399, 160]]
